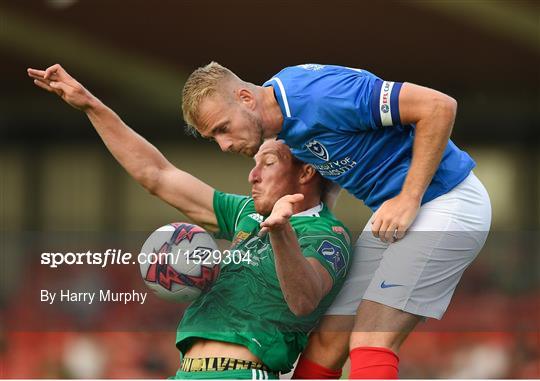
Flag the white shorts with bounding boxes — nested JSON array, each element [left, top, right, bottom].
[[326, 172, 492, 319]]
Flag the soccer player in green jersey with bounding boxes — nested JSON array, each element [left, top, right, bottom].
[[28, 64, 353, 379], [175, 140, 351, 378]]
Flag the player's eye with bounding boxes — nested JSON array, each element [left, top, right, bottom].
[[217, 125, 228, 134]]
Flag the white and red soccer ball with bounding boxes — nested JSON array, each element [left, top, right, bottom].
[[139, 222, 220, 302]]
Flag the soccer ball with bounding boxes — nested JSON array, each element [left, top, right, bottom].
[[139, 222, 220, 302]]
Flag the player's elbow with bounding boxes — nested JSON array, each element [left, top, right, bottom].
[[290, 304, 315, 317], [137, 166, 162, 195], [432, 94, 457, 125], [443, 95, 457, 120], [289, 297, 319, 317]]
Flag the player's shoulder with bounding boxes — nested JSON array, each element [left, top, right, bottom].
[[232, 196, 257, 221], [271, 64, 377, 80], [214, 190, 257, 221], [291, 204, 352, 244], [273, 63, 327, 77], [214, 190, 253, 210], [266, 64, 380, 108], [268, 64, 333, 84], [225, 197, 264, 236]]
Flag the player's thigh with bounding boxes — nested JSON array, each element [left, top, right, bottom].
[[303, 315, 355, 369], [324, 227, 388, 316], [362, 174, 491, 320]]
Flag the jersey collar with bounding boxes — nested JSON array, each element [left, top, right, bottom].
[[263, 77, 291, 118], [263, 77, 291, 141], [291, 203, 323, 218]]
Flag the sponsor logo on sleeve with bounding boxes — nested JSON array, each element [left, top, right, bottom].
[[317, 240, 345, 274], [248, 213, 264, 223], [379, 81, 394, 126], [306, 140, 330, 161], [332, 226, 351, 245], [232, 231, 251, 247]]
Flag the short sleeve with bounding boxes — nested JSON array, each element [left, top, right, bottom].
[[298, 233, 351, 284], [212, 191, 252, 241], [369, 78, 403, 128], [295, 65, 404, 132]]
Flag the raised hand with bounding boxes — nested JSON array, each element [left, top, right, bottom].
[[27, 64, 95, 110], [259, 193, 304, 235]]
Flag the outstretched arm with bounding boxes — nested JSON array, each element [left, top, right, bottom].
[[27, 64, 218, 231], [372, 83, 457, 242]]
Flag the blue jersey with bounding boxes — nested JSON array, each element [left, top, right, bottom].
[[263, 64, 475, 211]]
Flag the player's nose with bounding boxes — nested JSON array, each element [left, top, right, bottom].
[[216, 137, 233, 152], [248, 166, 261, 184]]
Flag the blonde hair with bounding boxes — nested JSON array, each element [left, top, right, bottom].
[[181, 61, 237, 134]]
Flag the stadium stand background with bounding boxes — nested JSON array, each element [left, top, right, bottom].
[[1, 0, 538, 378]]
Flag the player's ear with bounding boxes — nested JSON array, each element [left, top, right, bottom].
[[237, 88, 255, 109], [299, 164, 317, 185]]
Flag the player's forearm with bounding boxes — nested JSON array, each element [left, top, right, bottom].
[[85, 98, 172, 192], [270, 223, 323, 317], [401, 97, 456, 201]]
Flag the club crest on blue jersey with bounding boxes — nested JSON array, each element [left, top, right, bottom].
[[317, 240, 345, 274], [306, 140, 329, 161]]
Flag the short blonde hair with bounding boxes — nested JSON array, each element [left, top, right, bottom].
[[181, 62, 237, 134]]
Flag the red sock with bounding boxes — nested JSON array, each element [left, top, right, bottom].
[[349, 346, 399, 379], [292, 355, 343, 379]]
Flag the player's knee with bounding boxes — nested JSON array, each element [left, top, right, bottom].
[[304, 330, 350, 369], [351, 300, 420, 352], [350, 331, 392, 351], [349, 330, 412, 354]]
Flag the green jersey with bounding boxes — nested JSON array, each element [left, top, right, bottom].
[[176, 191, 352, 373]]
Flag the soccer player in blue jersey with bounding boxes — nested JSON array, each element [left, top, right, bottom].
[[181, 63, 492, 379]]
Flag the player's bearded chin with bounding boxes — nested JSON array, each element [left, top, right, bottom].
[[243, 110, 265, 156], [254, 198, 271, 216]]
